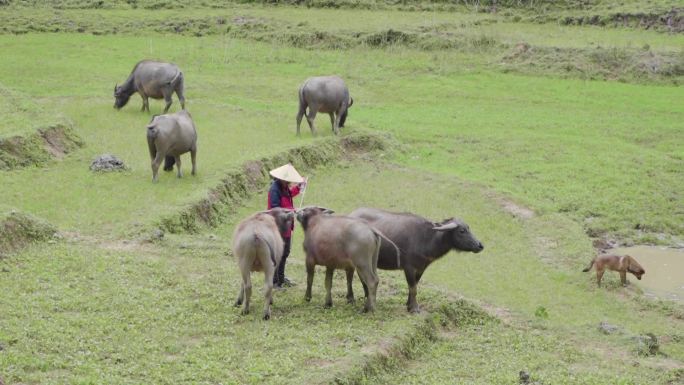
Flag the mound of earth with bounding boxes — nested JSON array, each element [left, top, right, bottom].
[[0, 211, 57, 254], [90, 154, 128, 172]]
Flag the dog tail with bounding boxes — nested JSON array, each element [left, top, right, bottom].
[[582, 258, 595, 272]]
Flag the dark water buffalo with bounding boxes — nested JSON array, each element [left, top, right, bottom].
[[233, 208, 295, 320], [146, 110, 197, 182], [349, 207, 484, 313], [297, 206, 396, 313], [114, 60, 185, 113], [296, 76, 353, 136]]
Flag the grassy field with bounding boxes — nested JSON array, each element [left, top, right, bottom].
[[0, 1, 683, 384]]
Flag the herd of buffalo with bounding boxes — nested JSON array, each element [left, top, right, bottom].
[[114, 60, 354, 182], [114, 59, 484, 320], [232, 206, 484, 320]]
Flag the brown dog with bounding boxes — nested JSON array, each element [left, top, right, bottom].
[[582, 254, 645, 287]]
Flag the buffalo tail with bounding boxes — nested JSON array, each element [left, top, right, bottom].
[[582, 259, 595, 272], [373, 228, 401, 268]]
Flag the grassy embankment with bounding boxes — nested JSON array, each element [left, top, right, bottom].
[[0, 3, 682, 384]]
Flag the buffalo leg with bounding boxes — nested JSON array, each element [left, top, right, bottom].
[[358, 271, 369, 299], [324, 267, 334, 308], [141, 95, 149, 112], [305, 262, 315, 302], [163, 156, 175, 172], [151, 152, 164, 183], [234, 283, 244, 307], [305, 104, 318, 136], [328, 113, 335, 133], [190, 147, 197, 176], [333, 111, 342, 135], [345, 268, 355, 304], [356, 267, 378, 313], [176, 80, 185, 110], [258, 247, 275, 320], [404, 267, 420, 313], [620, 270, 627, 286], [296, 105, 306, 136], [239, 264, 252, 316], [163, 89, 173, 113], [174, 155, 182, 178]]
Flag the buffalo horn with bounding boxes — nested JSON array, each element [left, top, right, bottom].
[[433, 222, 458, 231]]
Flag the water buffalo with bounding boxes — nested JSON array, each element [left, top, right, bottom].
[[297, 206, 397, 313], [349, 207, 484, 313], [146, 110, 197, 183], [114, 60, 185, 113], [233, 208, 295, 320], [296, 76, 353, 136]]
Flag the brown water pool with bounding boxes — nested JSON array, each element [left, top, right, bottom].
[[608, 246, 684, 302]]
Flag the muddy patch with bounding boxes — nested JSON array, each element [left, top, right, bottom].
[[609, 246, 684, 302]]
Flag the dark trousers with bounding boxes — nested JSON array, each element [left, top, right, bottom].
[[274, 237, 291, 285]]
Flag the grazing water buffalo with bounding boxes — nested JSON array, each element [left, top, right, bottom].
[[296, 76, 353, 136], [114, 60, 185, 113], [349, 207, 484, 313], [146, 110, 197, 182], [297, 206, 397, 312], [233, 208, 295, 320]]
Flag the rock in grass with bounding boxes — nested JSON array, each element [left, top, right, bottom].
[[519, 370, 531, 384], [90, 154, 128, 172], [151, 228, 164, 241], [635, 333, 659, 356], [598, 321, 621, 335]]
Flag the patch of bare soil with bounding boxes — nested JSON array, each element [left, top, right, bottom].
[[61, 231, 160, 255], [500, 199, 535, 220], [0, 124, 83, 170]]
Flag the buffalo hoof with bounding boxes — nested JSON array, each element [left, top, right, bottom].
[[263, 312, 271, 321], [234, 300, 242, 307], [240, 308, 250, 316], [408, 305, 421, 314], [346, 296, 355, 305], [324, 301, 333, 309], [304, 296, 311, 302], [362, 306, 375, 313]]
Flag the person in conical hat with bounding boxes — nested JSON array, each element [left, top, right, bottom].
[[268, 163, 307, 288]]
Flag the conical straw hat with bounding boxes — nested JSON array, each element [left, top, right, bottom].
[[269, 163, 303, 183]]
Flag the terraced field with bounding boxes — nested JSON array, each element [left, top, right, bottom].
[[0, 1, 682, 384]]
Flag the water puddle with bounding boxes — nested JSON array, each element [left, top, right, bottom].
[[609, 246, 684, 302]]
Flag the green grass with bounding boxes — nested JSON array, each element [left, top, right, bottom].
[[0, 4, 683, 384], [2, 163, 681, 384], [0, 85, 64, 138], [0, 33, 681, 240]]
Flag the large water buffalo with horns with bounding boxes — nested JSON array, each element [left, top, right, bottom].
[[146, 110, 197, 183], [349, 208, 484, 313], [297, 206, 398, 313], [114, 60, 185, 113], [296, 76, 353, 136], [233, 208, 296, 320]]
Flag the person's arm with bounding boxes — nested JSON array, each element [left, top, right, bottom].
[[269, 183, 281, 209], [290, 185, 301, 198], [290, 178, 307, 198]]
